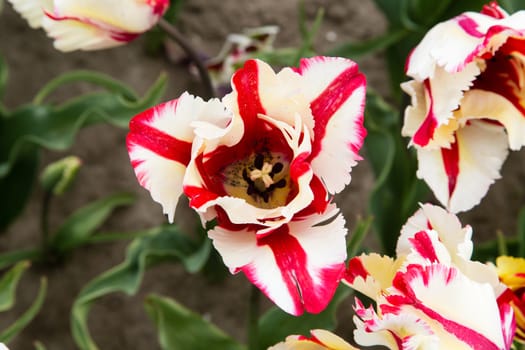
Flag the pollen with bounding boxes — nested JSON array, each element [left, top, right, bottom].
[[222, 152, 290, 209]]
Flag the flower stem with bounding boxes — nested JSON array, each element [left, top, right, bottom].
[[247, 285, 261, 349], [158, 18, 215, 99], [40, 191, 52, 253]]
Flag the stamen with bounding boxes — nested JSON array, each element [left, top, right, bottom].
[[254, 154, 264, 169], [271, 162, 283, 175]]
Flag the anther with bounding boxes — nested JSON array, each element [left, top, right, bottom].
[[254, 154, 264, 169]]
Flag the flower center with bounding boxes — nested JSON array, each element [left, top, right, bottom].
[[222, 153, 290, 209]]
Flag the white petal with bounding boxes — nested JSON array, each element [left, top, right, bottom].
[[460, 89, 525, 150], [208, 205, 347, 315], [416, 121, 508, 213], [127, 93, 230, 222], [391, 264, 507, 349], [398, 203, 473, 261], [51, 0, 167, 32], [296, 57, 367, 194], [7, 0, 51, 28]]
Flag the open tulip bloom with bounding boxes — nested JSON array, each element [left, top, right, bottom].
[[269, 329, 358, 350], [343, 204, 516, 349], [7, 0, 169, 51], [127, 57, 366, 315], [402, 2, 525, 213]]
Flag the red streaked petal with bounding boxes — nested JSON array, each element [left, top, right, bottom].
[[389, 264, 510, 350], [398, 203, 473, 262], [230, 59, 266, 139], [481, 2, 508, 19], [208, 205, 347, 315], [441, 134, 459, 199], [343, 253, 400, 301], [295, 56, 366, 194], [127, 93, 230, 222], [416, 121, 508, 213]]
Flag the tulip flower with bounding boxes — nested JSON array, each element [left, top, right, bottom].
[[401, 2, 525, 213], [127, 57, 366, 315], [269, 329, 358, 350], [7, 0, 169, 51], [497, 256, 525, 343], [344, 204, 515, 349]]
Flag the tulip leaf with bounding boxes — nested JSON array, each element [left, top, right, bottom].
[[0, 55, 7, 102], [0, 146, 39, 232], [145, 294, 246, 350], [347, 216, 373, 258], [33, 70, 137, 105], [0, 72, 166, 178], [34, 341, 47, 350], [0, 277, 47, 343], [518, 207, 525, 258], [71, 225, 211, 350], [0, 249, 41, 271], [256, 286, 350, 350], [499, 0, 524, 13], [328, 28, 408, 59], [294, 5, 324, 64], [0, 261, 30, 312], [364, 91, 427, 255], [48, 192, 136, 254]]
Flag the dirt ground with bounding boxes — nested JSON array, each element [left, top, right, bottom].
[[0, 1, 524, 349]]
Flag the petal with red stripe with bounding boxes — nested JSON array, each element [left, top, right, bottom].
[[416, 120, 508, 213], [342, 253, 402, 301], [295, 56, 367, 194], [127, 93, 230, 222], [208, 204, 347, 315], [388, 264, 512, 350], [398, 204, 473, 261]]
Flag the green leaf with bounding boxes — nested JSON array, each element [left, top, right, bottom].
[[499, 0, 525, 13], [404, 0, 453, 27], [49, 192, 135, 254], [0, 73, 166, 179], [145, 294, 246, 350], [0, 261, 30, 312], [0, 277, 47, 343], [256, 286, 350, 350], [40, 155, 82, 195], [0, 55, 7, 102], [518, 207, 525, 258], [0, 249, 41, 271], [372, 0, 404, 26], [347, 216, 373, 258], [33, 70, 137, 105], [34, 341, 47, 350], [71, 225, 211, 350], [364, 90, 427, 255], [328, 28, 408, 59], [0, 146, 39, 232], [293, 5, 324, 65]]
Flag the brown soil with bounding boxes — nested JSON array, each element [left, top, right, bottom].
[[0, 1, 523, 349]]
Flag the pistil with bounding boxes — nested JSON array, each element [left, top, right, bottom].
[[250, 162, 275, 191]]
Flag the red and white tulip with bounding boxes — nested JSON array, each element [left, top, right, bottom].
[[269, 329, 358, 350], [7, 0, 169, 51], [344, 204, 516, 349], [402, 2, 525, 213], [127, 57, 367, 315]]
